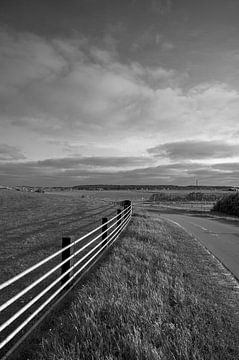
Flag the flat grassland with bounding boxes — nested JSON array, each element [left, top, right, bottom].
[[63, 189, 153, 202], [0, 188, 152, 280], [26, 210, 239, 360], [0, 188, 123, 357], [0, 189, 118, 284], [0, 187, 233, 286], [1, 188, 238, 359]]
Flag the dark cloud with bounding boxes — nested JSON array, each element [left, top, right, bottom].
[[212, 162, 239, 172], [151, 0, 172, 15], [148, 140, 239, 160], [0, 161, 179, 186], [0, 0, 170, 38], [1, 158, 238, 186], [0, 144, 25, 161]]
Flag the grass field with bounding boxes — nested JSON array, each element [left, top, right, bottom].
[[0, 189, 128, 359], [20, 210, 239, 360], [66, 189, 153, 202], [1, 188, 239, 359], [0, 189, 117, 283], [0, 187, 234, 286]]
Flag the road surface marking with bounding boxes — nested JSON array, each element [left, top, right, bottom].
[[162, 218, 186, 230], [188, 221, 220, 237], [188, 221, 208, 231]]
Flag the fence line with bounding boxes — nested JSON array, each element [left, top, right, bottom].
[[0, 207, 123, 291], [0, 207, 129, 314], [0, 201, 132, 360]]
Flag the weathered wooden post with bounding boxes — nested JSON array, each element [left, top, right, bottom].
[[102, 217, 108, 248], [117, 209, 121, 228], [61, 236, 72, 287], [124, 200, 131, 220]]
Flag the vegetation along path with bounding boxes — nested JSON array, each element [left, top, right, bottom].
[[22, 209, 239, 360]]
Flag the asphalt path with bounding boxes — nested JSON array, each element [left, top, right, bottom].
[[146, 207, 239, 281]]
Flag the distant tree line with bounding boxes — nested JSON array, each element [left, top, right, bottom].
[[13, 184, 233, 192], [71, 184, 229, 191]]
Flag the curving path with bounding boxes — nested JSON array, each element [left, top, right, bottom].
[[144, 205, 239, 281], [162, 211, 239, 281]]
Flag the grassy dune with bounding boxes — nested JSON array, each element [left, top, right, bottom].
[[23, 211, 239, 360]]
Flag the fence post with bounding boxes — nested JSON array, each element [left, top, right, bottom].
[[61, 236, 72, 287], [123, 203, 127, 220], [124, 200, 131, 220], [117, 209, 121, 228], [102, 217, 108, 248]]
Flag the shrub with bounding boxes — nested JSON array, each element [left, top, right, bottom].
[[212, 192, 239, 216], [150, 191, 221, 202]]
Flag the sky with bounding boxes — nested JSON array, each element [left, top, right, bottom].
[[0, 0, 239, 186]]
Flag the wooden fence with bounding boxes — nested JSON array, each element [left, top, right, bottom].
[[0, 201, 132, 359]]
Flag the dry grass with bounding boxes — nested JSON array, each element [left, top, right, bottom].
[[0, 190, 115, 283], [21, 210, 239, 360]]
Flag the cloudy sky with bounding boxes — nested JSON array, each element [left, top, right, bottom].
[[1, 0, 239, 186]]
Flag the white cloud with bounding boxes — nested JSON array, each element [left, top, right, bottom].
[[1, 29, 239, 168]]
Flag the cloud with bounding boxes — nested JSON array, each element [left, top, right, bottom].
[[36, 156, 153, 169], [0, 144, 25, 161], [0, 31, 66, 88], [148, 140, 239, 160], [161, 41, 175, 51], [1, 159, 237, 186], [0, 29, 178, 138], [151, 0, 172, 15], [0, 154, 156, 184], [1, 29, 239, 171], [212, 162, 239, 173]]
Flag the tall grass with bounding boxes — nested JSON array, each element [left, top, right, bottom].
[[20, 212, 239, 360], [212, 192, 239, 217]]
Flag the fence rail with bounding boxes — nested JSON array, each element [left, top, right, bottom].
[[0, 201, 132, 360]]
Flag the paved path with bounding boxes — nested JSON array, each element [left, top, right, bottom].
[[141, 205, 239, 281], [158, 211, 239, 281]]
